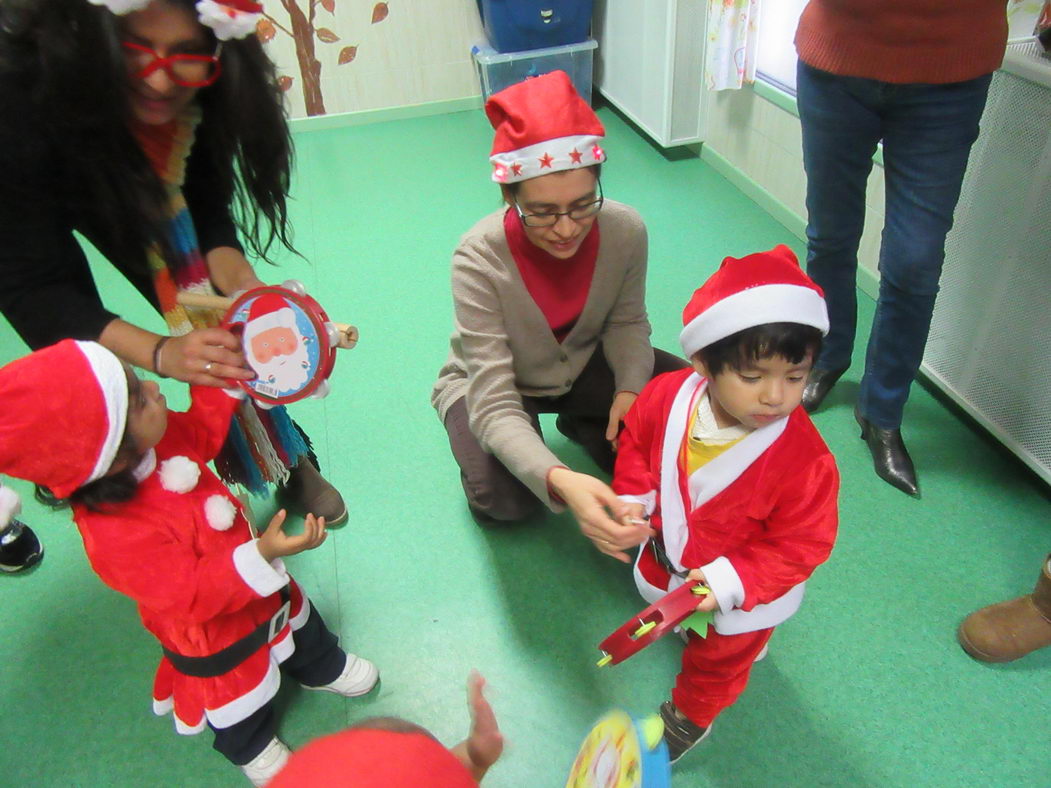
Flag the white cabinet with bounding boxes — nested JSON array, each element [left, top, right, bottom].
[[923, 41, 1051, 485], [592, 0, 707, 147]]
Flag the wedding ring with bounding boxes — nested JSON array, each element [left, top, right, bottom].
[[204, 362, 213, 374]]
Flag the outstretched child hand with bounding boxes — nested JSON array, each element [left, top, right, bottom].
[[452, 671, 504, 782], [686, 568, 719, 612], [257, 509, 327, 562]]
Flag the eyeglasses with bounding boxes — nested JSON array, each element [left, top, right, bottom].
[[121, 41, 223, 88], [514, 180, 604, 228]]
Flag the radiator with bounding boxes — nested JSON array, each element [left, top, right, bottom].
[[923, 40, 1051, 485]]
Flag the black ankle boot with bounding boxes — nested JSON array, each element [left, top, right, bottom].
[[802, 367, 848, 413], [855, 408, 920, 497], [0, 520, 44, 573]]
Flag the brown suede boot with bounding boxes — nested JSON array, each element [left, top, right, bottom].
[[958, 555, 1051, 662], [278, 460, 347, 526]]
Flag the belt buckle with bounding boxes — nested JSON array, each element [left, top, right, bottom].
[[268, 600, 291, 641]]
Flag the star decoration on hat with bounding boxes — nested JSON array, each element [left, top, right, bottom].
[[538, 153, 554, 169], [511, 163, 523, 177], [569, 149, 583, 164], [592, 144, 605, 161]]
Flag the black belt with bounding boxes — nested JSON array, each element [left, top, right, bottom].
[[649, 537, 688, 579], [162, 587, 291, 678]]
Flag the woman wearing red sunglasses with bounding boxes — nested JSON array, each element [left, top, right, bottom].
[[0, 0, 346, 547]]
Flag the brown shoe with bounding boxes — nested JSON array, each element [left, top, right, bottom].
[[279, 460, 347, 526], [958, 555, 1051, 662]]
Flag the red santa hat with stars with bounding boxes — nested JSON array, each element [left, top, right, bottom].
[[486, 70, 606, 184], [0, 340, 128, 499], [242, 293, 299, 349], [679, 245, 829, 358], [267, 728, 478, 788]]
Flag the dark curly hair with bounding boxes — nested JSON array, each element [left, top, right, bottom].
[[0, 0, 296, 267]]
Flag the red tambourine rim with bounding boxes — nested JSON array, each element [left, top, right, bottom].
[[221, 285, 337, 405]]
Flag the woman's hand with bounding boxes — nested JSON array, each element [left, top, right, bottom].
[[257, 509, 327, 562], [686, 568, 719, 612], [157, 327, 255, 386], [548, 467, 654, 563], [605, 391, 638, 452]]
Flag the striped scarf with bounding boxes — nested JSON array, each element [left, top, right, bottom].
[[132, 106, 309, 495]]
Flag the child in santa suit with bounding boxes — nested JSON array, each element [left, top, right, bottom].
[[0, 340, 378, 786], [612, 245, 840, 762]]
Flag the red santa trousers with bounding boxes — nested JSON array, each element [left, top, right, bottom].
[[672, 625, 774, 728]]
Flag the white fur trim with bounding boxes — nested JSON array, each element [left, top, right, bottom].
[[618, 491, 657, 518], [222, 387, 246, 400], [76, 341, 129, 486], [0, 485, 21, 531], [490, 133, 605, 183], [289, 596, 311, 630], [205, 495, 237, 531], [195, 0, 263, 41], [158, 456, 200, 494], [233, 541, 289, 596], [711, 583, 806, 635], [679, 284, 829, 358], [87, 0, 150, 13], [698, 556, 745, 614]]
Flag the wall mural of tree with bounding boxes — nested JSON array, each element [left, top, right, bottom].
[[257, 1, 390, 117]]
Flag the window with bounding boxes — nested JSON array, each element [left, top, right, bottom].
[[755, 0, 808, 95]]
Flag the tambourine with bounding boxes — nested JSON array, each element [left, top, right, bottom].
[[596, 581, 711, 667], [177, 281, 357, 407], [566, 709, 670, 788]]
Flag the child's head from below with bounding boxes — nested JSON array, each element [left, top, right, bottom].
[[680, 245, 829, 429], [0, 339, 166, 508]]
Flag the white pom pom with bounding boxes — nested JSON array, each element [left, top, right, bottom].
[[204, 494, 237, 531], [159, 456, 201, 494]]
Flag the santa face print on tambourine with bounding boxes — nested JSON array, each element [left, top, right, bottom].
[[222, 285, 338, 406], [566, 710, 670, 788]]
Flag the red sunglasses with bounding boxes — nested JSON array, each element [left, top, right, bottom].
[[121, 41, 223, 88]]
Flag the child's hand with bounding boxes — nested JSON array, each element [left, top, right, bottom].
[[686, 568, 719, 612], [256, 509, 326, 562], [451, 671, 503, 781], [605, 391, 638, 452]]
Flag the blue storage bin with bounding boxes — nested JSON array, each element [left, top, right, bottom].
[[479, 0, 593, 54]]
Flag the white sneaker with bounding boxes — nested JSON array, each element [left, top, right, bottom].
[[240, 737, 290, 786], [304, 654, 379, 697]]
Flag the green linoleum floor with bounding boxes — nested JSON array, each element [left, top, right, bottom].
[[2, 106, 1049, 787]]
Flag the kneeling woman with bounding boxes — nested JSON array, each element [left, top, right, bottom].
[[432, 72, 684, 561]]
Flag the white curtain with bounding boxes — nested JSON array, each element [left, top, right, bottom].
[[705, 0, 761, 91]]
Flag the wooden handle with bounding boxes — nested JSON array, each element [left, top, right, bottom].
[[176, 292, 359, 349]]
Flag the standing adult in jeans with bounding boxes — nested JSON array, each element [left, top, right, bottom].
[[794, 1, 1008, 496]]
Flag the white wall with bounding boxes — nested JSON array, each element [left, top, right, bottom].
[[262, 0, 484, 119], [702, 86, 886, 290]]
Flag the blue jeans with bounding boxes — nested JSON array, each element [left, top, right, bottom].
[[796, 61, 992, 429]]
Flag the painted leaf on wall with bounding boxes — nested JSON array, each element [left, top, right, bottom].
[[256, 17, 276, 43], [372, 3, 388, 23], [277, 76, 294, 92], [316, 27, 341, 43], [321, 0, 336, 12], [338, 46, 358, 65]]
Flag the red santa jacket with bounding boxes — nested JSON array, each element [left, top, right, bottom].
[[73, 386, 308, 734], [613, 369, 839, 635]]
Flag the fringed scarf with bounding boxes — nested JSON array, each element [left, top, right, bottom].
[[131, 106, 309, 495]]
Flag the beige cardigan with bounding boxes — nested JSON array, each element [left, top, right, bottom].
[[431, 200, 655, 509]]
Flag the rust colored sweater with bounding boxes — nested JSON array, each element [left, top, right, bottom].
[[795, 0, 1008, 84]]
